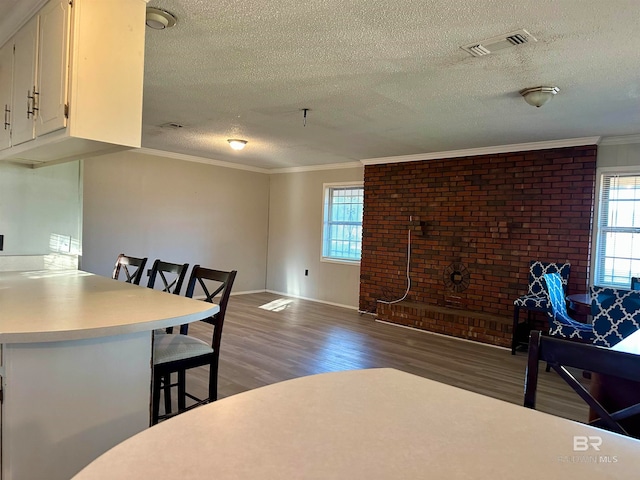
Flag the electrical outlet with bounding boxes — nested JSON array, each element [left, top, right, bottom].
[[305, 269, 309, 276]]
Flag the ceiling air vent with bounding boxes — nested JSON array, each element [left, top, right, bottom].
[[461, 29, 537, 57], [507, 33, 529, 45]]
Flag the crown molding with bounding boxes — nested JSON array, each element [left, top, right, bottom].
[[599, 134, 640, 146], [270, 161, 363, 174], [360, 136, 602, 166], [133, 148, 270, 174], [134, 136, 606, 174], [133, 148, 363, 174]]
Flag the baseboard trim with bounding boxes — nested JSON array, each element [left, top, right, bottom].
[[231, 289, 268, 296], [265, 290, 358, 311]]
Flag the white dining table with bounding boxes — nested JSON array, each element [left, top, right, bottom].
[[74, 368, 640, 479], [0, 270, 218, 480], [588, 327, 640, 436], [612, 327, 640, 355]]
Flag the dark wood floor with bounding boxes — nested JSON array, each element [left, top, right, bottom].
[[180, 292, 589, 423]]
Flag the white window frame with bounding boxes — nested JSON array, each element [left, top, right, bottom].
[[321, 182, 364, 265], [592, 166, 640, 288]]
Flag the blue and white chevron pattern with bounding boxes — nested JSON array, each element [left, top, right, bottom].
[[592, 286, 640, 347], [544, 273, 594, 341], [513, 261, 571, 311]]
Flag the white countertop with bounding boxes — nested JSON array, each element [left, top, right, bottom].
[[0, 270, 218, 343], [74, 368, 640, 479]]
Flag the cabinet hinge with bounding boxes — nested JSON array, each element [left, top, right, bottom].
[[64, 104, 69, 118]]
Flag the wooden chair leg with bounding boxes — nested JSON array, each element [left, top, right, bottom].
[[163, 373, 172, 415], [511, 306, 520, 355], [152, 371, 161, 426], [178, 370, 186, 411], [209, 361, 219, 402], [524, 330, 541, 408]]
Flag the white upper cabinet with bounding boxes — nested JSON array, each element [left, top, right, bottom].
[[10, 15, 38, 147], [36, 0, 70, 138], [0, 0, 145, 166], [0, 40, 13, 151]]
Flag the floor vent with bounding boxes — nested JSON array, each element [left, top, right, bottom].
[[461, 29, 537, 57]]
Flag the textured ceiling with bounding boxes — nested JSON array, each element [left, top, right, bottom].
[[3, 1, 640, 169]]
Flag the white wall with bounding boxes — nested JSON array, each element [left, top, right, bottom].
[[82, 151, 364, 306], [266, 166, 364, 309], [0, 160, 81, 270], [597, 141, 640, 168], [81, 151, 270, 293]]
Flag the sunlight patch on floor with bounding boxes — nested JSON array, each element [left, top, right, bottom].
[[259, 298, 295, 312]]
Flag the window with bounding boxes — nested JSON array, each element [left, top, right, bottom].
[[322, 183, 363, 263], [594, 172, 640, 287]]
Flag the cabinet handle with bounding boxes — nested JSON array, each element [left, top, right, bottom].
[[26, 86, 38, 119], [33, 88, 39, 115], [27, 89, 33, 119], [3, 104, 9, 130]]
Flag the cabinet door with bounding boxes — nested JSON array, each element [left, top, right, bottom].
[[36, 0, 70, 137], [11, 15, 38, 146], [0, 41, 13, 151]]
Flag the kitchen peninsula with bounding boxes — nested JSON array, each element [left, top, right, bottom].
[[0, 270, 218, 480]]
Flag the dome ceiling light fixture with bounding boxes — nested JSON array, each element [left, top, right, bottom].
[[520, 86, 560, 108], [228, 139, 248, 150], [146, 7, 177, 30]]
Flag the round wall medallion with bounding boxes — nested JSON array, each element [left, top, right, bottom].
[[443, 262, 470, 293]]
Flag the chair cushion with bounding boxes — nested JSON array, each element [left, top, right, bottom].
[[154, 333, 214, 365], [514, 294, 549, 310], [592, 287, 640, 347], [549, 317, 595, 341]]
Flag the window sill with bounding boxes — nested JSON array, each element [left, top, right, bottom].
[[321, 257, 361, 266]]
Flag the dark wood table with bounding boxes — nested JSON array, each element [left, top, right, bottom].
[[567, 293, 591, 322]]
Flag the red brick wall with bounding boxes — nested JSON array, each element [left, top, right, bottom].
[[359, 145, 597, 346]]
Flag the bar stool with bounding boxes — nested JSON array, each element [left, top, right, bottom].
[[152, 266, 237, 424], [112, 254, 148, 285]]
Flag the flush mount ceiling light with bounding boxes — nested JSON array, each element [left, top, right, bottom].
[[146, 7, 177, 30], [228, 139, 248, 150], [520, 86, 560, 108]]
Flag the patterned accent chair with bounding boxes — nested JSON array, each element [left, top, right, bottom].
[[543, 273, 594, 341], [592, 286, 640, 347], [511, 261, 571, 354]]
